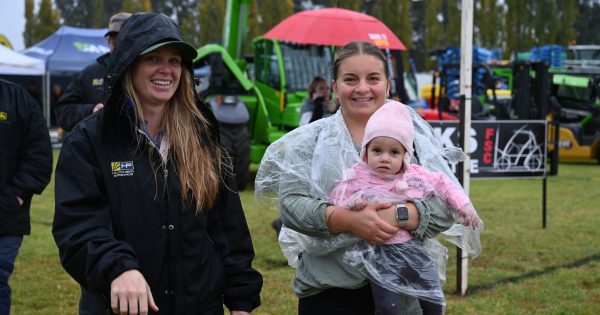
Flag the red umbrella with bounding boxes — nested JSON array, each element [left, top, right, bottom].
[[263, 8, 406, 50]]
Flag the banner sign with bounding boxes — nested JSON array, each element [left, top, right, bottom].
[[428, 120, 548, 178]]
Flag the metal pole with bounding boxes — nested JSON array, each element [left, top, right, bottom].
[[543, 176, 547, 229], [45, 71, 50, 127], [457, 0, 473, 297]]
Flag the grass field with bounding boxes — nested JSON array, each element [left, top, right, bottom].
[[10, 150, 600, 314]]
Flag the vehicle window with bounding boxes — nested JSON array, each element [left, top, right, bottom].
[[280, 43, 332, 93], [254, 40, 280, 88]]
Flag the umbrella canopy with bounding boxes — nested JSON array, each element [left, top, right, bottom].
[[263, 8, 406, 50]]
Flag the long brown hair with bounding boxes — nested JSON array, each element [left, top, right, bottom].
[[123, 66, 227, 212]]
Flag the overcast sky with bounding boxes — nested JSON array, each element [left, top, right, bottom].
[[0, 1, 26, 51]]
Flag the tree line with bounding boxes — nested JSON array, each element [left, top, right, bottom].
[[24, 0, 600, 71]]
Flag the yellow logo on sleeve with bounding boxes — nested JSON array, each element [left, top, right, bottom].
[[0, 112, 7, 121]]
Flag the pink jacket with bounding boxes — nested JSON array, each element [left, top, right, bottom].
[[329, 162, 471, 244]]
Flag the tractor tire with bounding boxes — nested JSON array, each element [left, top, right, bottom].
[[219, 123, 250, 191]]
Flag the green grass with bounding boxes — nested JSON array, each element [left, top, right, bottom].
[[10, 151, 600, 314]]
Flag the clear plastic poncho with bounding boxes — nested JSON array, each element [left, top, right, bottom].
[[255, 104, 483, 305]]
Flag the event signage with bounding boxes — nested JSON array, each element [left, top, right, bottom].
[[428, 120, 548, 178]]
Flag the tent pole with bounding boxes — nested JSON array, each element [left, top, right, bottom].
[[45, 71, 50, 127]]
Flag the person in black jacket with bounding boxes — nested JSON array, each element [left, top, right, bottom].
[[0, 79, 53, 315], [52, 13, 262, 315], [54, 12, 131, 132]]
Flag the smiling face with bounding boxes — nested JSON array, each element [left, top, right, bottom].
[[131, 45, 182, 110], [365, 136, 406, 176], [332, 54, 390, 123]]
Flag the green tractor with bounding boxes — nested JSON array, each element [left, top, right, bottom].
[[194, 1, 332, 190], [543, 45, 600, 164], [192, 0, 296, 190], [193, 36, 332, 189], [193, 44, 281, 190], [194, 0, 414, 189], [548, 71, 600, 163]]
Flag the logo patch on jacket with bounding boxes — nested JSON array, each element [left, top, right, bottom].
[[0, 112, 7, 121], [111, 161, 134, 177], [92, 78, 104, 86]]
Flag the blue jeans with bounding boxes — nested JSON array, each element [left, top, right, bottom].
[[0, 236, 23, 315]]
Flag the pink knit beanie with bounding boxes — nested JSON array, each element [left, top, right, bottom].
[[360, 101, 414, 167]]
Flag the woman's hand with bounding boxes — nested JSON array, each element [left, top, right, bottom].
[[231, 311, 251, 315], [376, 202, 420, 231], [327, 203, 399, 244], [110, 269, 159, 315]]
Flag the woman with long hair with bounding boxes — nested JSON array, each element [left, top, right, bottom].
[[53, 13, 262, 315]]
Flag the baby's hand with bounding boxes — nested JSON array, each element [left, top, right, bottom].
[[458, 204, 481, 228]]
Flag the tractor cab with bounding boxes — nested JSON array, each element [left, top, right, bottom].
[[253, 39, 333, 129], [194, 44, 276, 189]]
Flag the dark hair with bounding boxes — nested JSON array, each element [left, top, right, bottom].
[[332, 41, 389, 81], [308, 76, 327, 99]]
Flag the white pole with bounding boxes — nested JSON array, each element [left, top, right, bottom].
[[458, 0, 473, 296]]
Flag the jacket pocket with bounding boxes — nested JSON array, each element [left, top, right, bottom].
[[185, 237, 226, 296], [0, 150, 7, 187], [0, 186, 20, 229], [0, 184, 19, 207]]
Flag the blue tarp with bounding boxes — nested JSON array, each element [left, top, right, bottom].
[[23, 26, 109, 73]]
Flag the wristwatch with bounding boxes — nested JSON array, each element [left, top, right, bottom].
[[396, 204, 409, 227]]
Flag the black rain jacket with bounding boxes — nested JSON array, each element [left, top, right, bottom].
[[52, 13, 262, 314], [54, 53, 111, 131], [0, 79, 53, 236]]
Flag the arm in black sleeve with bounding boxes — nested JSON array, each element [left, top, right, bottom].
[[208, 173, 262, 312], [52, 130, 139, 295], [12, 88, 52, 199], [55, 70, 95, 131]]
